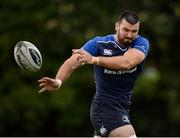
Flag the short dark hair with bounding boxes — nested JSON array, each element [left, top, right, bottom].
[[118, 10, 139, 25]]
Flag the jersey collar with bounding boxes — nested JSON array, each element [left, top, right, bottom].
[[112, 35, 128, 51]]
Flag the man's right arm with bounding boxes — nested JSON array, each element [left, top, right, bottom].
[[55, 54, 82, 82], [38, 54, 81, 93]]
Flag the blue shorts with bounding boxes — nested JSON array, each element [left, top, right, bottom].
[[90, 98, 131, 137]]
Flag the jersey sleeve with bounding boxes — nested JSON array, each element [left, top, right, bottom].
[[81, 37, 98, 56], [132, 37, 150, 57]]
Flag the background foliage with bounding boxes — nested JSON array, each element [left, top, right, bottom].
[[0, 0, 179, 136]]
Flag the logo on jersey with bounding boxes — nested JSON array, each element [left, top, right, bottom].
[[122, 115, 130, 123], [100, 126, 107, 135], [104, 67, 137, 75], [103, 49, 112, 56]]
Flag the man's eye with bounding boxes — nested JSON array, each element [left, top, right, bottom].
[[123, 29, 129, 32], [132, 30, 137, 33]]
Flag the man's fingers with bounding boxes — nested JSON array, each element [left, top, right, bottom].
[[72, 49, 79, 52], [78, 57, 83, 62], [72, 49, 83, 55], [72, 49, 79, 55], [38, 77, 49, 83], [81, 62, 85, 66], [41, 78, 51, 83], [38, 79, 47, 83], [39, 83, 46, 88], [38, 77, 55, 83], [38, 87, 46, 93]]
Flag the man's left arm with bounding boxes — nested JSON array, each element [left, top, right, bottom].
[[73, 48, 145, 70], [96, 48, 145, 70], [73, 37, 149, 70]]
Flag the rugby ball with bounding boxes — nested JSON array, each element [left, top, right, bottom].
[[14, 41, 42, 72]]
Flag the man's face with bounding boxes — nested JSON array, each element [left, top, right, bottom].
[[115, 19, 139, 45]]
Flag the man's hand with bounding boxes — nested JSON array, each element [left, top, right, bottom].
[[72, 49, 93, 65], [38, 77, 62, 93]]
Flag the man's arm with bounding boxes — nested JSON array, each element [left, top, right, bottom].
[[97, 48, 145, 70], [55, 54, 82, 81], [38, 54, 81, 93], [73, 48, 145, 70]]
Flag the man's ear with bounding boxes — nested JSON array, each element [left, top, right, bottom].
[[115, 22, 119, 31]]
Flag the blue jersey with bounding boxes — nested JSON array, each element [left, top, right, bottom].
[[82, 34, 149, 105]]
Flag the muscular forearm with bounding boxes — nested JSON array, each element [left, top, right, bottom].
[[91, 49, 145, 70], [55, 55, 81, 82], [55, 61, 74, 82], [93, 56, 131, 70], [73, 48, 145, 71]]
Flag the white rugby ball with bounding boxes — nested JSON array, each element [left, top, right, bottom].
[[14, 41, 42, 72]]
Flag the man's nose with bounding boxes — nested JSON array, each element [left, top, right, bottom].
[[126, 32, 133, 38]]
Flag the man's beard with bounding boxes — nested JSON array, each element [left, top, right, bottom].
[[116, 32, 134, 46], [122, 38, 133, 45], [118, 36, 133, 46]]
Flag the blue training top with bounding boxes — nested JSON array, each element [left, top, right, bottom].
[[82, 34, 149, 105]]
